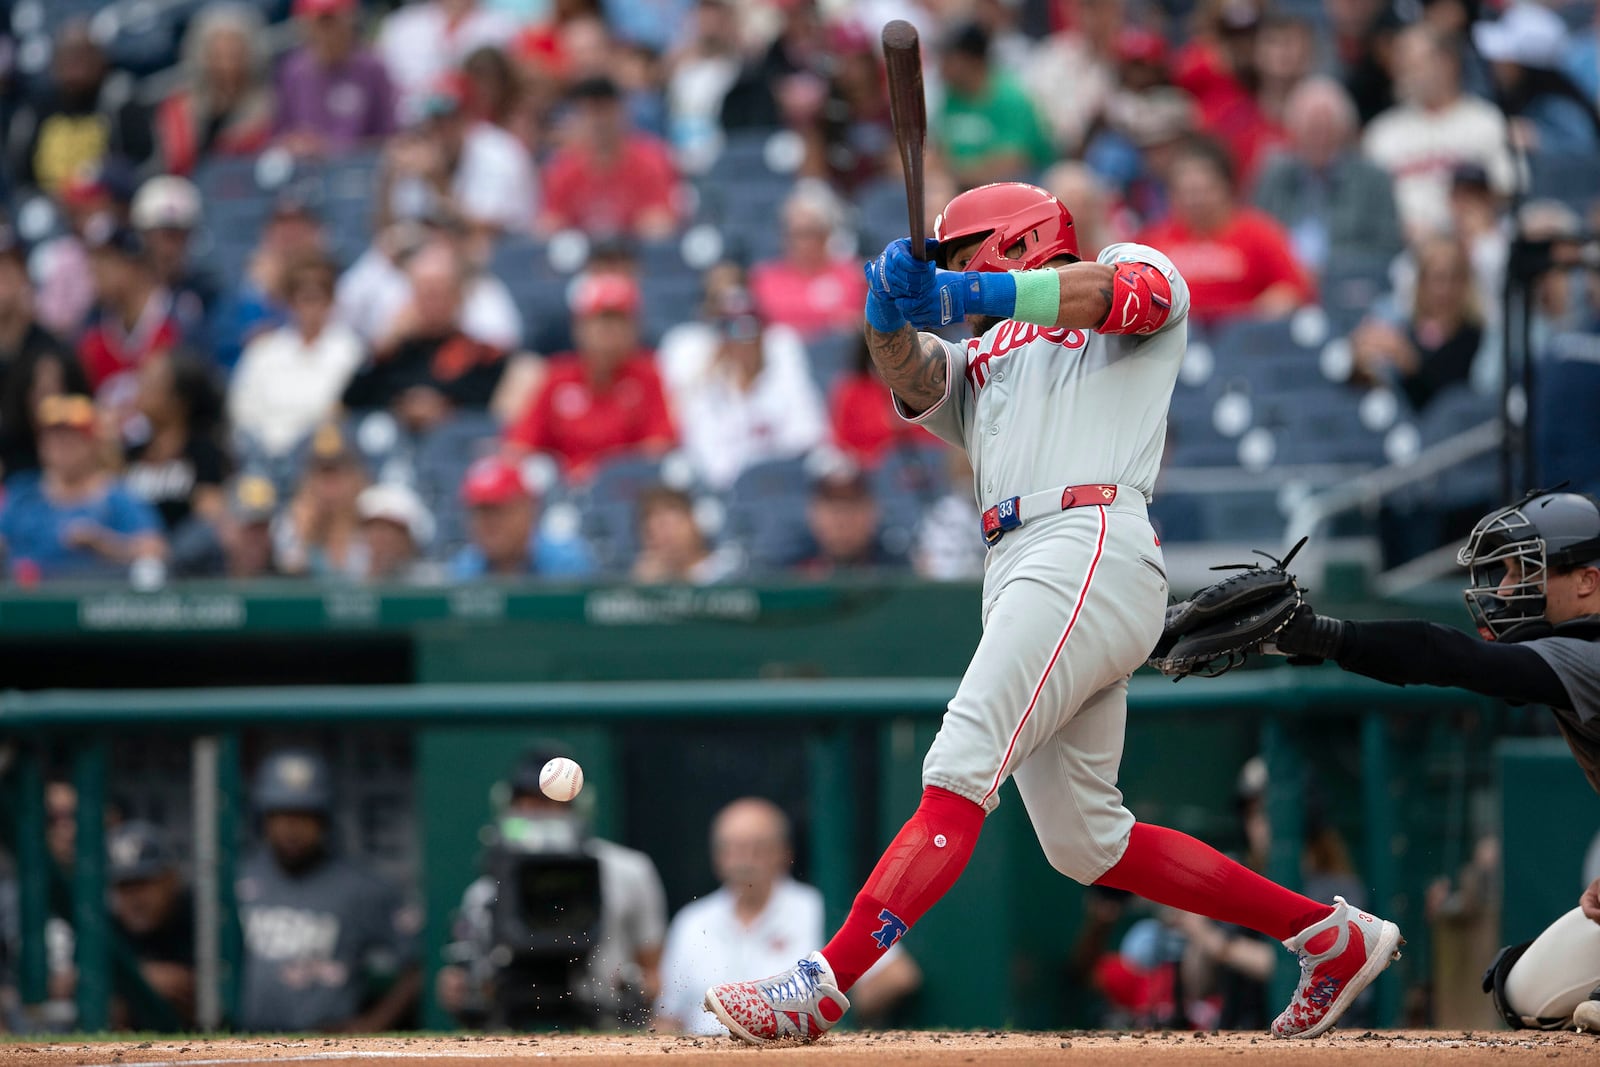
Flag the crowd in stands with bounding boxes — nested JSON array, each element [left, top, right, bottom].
[[0, 0, 1596, 587]]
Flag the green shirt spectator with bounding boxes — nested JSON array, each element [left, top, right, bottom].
[[937, 23, 1053, 188]]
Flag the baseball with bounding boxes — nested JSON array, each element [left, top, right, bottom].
[[539, 757, 584, 802]]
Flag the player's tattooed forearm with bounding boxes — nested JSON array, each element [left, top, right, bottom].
[[1095, 286, 1113, 329], [865, 324, 947, 409]]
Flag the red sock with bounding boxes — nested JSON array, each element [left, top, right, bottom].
[[1096, 822, 1332, 942], [821, 786, 985, 991]]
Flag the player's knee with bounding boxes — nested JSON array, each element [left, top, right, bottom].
[[1038, 839, 1103, 885]]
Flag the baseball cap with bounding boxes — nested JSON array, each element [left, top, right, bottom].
[[132, 175, 202, 231], [271, 189, 322, 225], [812, 461, 869, 500], [571, 272, 640, 317], [228, 474, 279, 524], [1116, 27, 1168, 67], [357, 482, 436, 546], [1473, 2, 1567, 71], [461, 455, 531, 507], [293, 0, 357, 16], [1450, 161, 1492, 191], [569, 75, 622, 103], [108, 822, 174, 884], [255, 748, 334, 816], [36, 394, 97, 434]]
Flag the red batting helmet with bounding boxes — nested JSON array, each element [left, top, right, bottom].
[[933, 182, 1079, 272]]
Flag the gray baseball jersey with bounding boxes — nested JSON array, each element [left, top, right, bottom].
[[236, 850, 419, 1032], [1528, 635, 1600, 792], [897, 242, 1191, 507], [896, 243, 1189, 883]]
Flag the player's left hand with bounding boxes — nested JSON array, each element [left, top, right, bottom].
[[883, 240, 975, 329]]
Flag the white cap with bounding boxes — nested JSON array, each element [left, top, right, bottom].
[[1472, 3, 1568, 71], [131, 175, 202, 231], [357, 483, 435, 547]]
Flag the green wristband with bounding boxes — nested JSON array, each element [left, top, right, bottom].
[[1009, 269, 1061, 327]]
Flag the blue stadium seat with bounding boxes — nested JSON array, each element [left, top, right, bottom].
[[723, 457, 811, 569], [1528, 152, 1600, 212], [414, 413, 502, 559], [872, 445, 945, 548], [1320, 253, 1393, 332], [804, 330, 858, 392], [854, 178, 911, 257], [577, 454, 666, 574], [1536, 339, 1600, 495]]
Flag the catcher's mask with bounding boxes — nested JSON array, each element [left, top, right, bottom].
[[1459, 489, 1600, 640], [933, 182, 1079, 272]]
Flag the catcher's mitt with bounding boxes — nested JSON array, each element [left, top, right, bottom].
[[1146, 537, 1308, 679]]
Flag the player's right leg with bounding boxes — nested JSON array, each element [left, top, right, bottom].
[[1487, 906, 1600, 1032]]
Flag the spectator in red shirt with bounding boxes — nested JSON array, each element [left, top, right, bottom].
[[537, 76, 680, 239], [1137, 136, 1314, 325], [155, 2, 276, 176], [505, 273, 675, 479], [79, 223, 182, 405], [829, 335, 928, 469], [749, 184, 867, 339], [1170, 0, 1284, 186]]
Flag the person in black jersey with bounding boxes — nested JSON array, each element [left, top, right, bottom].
[[1273, 489, 1600, 1032]]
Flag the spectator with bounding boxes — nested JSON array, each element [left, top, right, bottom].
[[1248, 13, 1315, 149], [1170, 0, 1280, 182], [797, 463, 897, 574], [0, 228, 88, 482], [538, 76, 680, 239], [748, 185, 866, 339], [337, 217, 523, 353], [665, 0, 745, 169], [828, 335, 928, 469], [631, 485, 740, 585], [155, 3, 276, 176], [78, 222, 183, 405], [802, 20, 892, 193], [460, 46, 526, 135], [1474, 2, 1600, 153], [30, 159, 139, 339], [661, 288, 824, 490], [1569, 3, 1600, 108], [130, 176, 218, 348], [936, 22, 1052, 189], [231, 255, 365, 459], [437, 745, 667, 1030], [342, 241, 506, 433], [1326, 0, 1403, 125], [654, 797, 920, 1034], [1042, 161, 1129, 260], [275, 0, 397, 155], [208, 473, 286, 579], [355, 483, 434, 581], [1088, 85, 1198, 227], [5, 22, 152, 197], [913, 448, 985, 582], [237, 749, 421, 1033], [718, 0, 829, 133], [122, 355, 231, 537], [378, 75, 535, 246], [1446, 162, 1509, 315], [107, 823, 195, 1029], [378, 0, 517, 123], [600, 0, 693, 53], [1137, 137, 1314, 325], [449, 454, 594, 579], [0, 394, 164, 583], [273, 422, 368, 578], [1024, 0, 1126, 156], [1363, 25, 1515, 239], [211, 193, 330, 369], [505, 274, 675, 479], [1348, 235, 1483, 412], [1252, 77, 1404, 273]]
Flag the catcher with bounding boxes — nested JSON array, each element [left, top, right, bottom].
[[1151, 489, 1600, 1033]]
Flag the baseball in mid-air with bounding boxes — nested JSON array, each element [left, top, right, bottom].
[[540, 757, 584, 802]]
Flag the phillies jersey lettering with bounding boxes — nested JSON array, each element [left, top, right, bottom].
[[896, 243, 1191, 509]]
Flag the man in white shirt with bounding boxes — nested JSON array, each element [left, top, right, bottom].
[[376, 0, 516, 123], [1363, 25, 1516, 238], [654, 798, 921, 1035], [229, 255, 364, 458]]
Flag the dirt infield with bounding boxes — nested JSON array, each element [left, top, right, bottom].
[[2, 1030, 1595, 1067]]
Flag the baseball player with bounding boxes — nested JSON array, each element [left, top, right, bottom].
[[704, 182, 1402, 1044], [1259, 489, 1600, 1033]]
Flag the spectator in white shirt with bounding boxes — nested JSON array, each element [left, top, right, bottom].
[[229, 255, 364, 458], [376, 0, 516, 123], [378, 76, 535, 249], [336, 217, 523, 351], [659, 288, 826, 491], [1362, 25, 1516, 239], [654, 797, 921, 1035]]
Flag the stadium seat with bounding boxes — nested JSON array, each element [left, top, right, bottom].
[[576, 454, 667, 575], [804, 330, 858, 392], [1527, 152, 1600, 212], [1536, 338, 1600, 495], [415, 414, 502, 559], [722, 457, 812, 569]]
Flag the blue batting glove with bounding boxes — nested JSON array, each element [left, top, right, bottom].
[[894, 266, 1019, 329], [863, 253, 907, 332]]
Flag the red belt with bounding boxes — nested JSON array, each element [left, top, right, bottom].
[[981, 484, 1119, 547]]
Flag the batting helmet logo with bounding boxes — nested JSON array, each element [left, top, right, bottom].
[[934, 182, 1079, 273]]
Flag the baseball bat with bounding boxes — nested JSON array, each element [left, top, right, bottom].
[[881, 20, 928, 262]]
